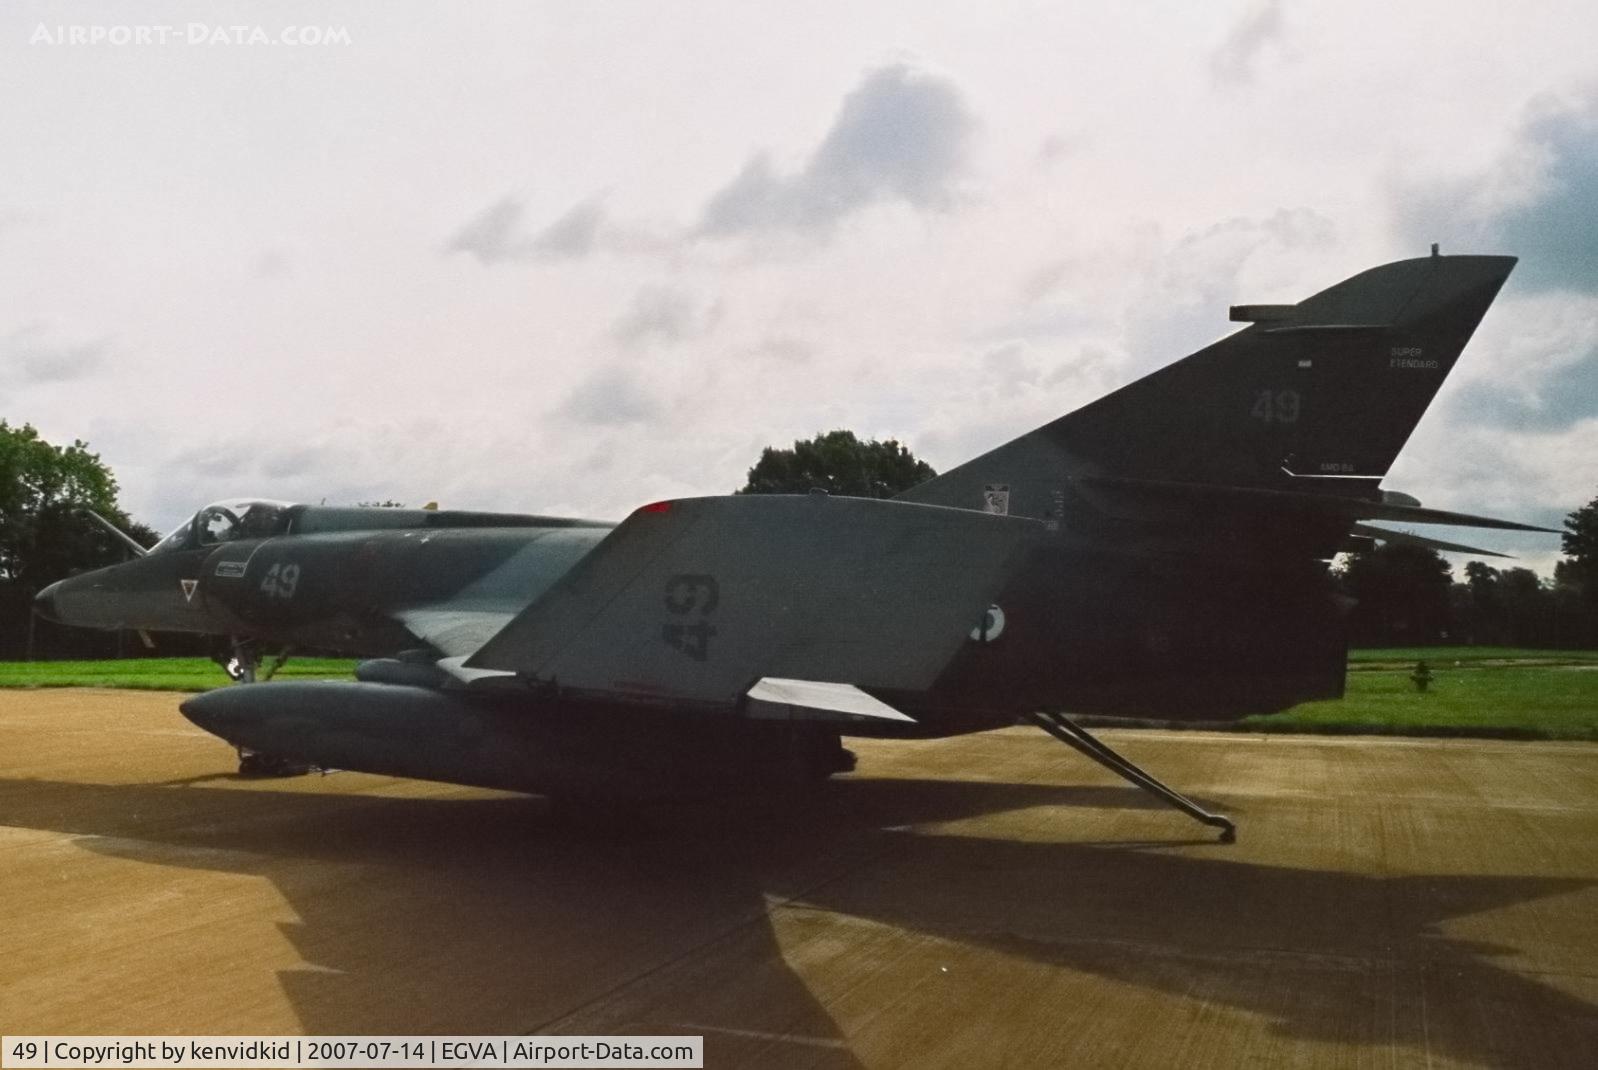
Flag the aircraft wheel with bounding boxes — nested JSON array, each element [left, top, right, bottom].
[[237, 750, 310, 777]]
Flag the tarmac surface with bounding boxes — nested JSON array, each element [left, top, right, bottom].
[[2, 688, 1596, 1068]]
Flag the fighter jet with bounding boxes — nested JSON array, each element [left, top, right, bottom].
[[36, 251, 1554, 838]]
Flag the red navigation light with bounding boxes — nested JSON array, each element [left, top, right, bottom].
[[638, 500, 673, 514]]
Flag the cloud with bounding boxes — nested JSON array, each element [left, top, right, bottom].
[[698, 64, 976, 237], [2, 324, 107, 384], [446, 197, 526, 264], [1210, 1, 1285, 87], [753, 335, 815, 363], [251, 249, 291, 279], [1395, 89, 1598, 294], [1449, 349, 1598, 432], [557, 365, 662, 426], [529, 198, 607, 258], [609, 286, 722, 346], [260, 445, 336, 479], [1034, 134, 1079, 170], [1433, 290, 1598, 434], [1122, 207, 1336, 365], [981, 341, 1041, 397], [445, 195, 609, 264]]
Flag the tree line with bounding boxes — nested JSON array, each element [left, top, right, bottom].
[[3, 423, 1597, 658]]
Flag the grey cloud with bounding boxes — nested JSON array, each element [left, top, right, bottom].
[[446, 197, 527, 264], [1035, 134, 1080, 170], [1446, 344, 1598, 432], [530, 198, 606, 258], [982, 341, 1042, 397], [698, 64, 975, 237], [1018, 259, 1073, 304], [3, 325, 107, 384], [252, 249, 291, 279], [260, 445, 335, 479], [1124, 207, 1336, 366], [446, 196, 608, 265], [1210, 1, 1285, 87], [559, 366, 662, 426], [1396, 91, 1598, 294], [1495, 98, 1598, 291], [610, 286, 722, 346], [165, 442, 255, 479], [1043, 345, 1115, 389], [755, 335, 815, 363], [164, 441, 327, 481]]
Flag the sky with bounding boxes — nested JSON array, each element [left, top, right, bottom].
[[2, 1, 1595, 574]]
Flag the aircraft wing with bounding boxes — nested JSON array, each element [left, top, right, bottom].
[[395, 608, 519, 659], [465, 494, 1041, 707]]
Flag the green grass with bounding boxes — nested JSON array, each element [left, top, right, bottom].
[[1242, 662, 1598, 741], [0, 657, 356, 691], [5, 649, 1597, 741], [1347, 646, 1598, 670]]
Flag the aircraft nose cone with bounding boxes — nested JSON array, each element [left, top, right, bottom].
[[33, 580, 64, 624]]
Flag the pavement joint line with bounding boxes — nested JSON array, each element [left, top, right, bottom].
[[672, 1022, 849, 1050]]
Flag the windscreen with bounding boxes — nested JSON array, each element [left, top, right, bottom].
[[148, 499, 294, 552]]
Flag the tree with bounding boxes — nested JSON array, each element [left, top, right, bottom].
[[1563, 493, 1598, 606], [1337, 543, 1455, 646], [737, 430, 935, 499], [1457, 560, 1505, 645], [1497, 567, 1555, 647], [1555, 493, 1598, 647], [0, 422, 160, 659], [0, 421, 156, 591]]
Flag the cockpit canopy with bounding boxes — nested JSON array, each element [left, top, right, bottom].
[[149, 499, 294, 554], [146, 498, 609, 554]]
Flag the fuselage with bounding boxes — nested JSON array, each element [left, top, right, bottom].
[[39, 499, 1348, 736], [36, 500, 612, 654]]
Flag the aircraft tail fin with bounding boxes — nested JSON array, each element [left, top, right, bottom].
[[897, 253, 1517, 522]]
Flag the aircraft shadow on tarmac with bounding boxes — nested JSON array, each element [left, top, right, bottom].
[[4, 774, 1593, 1069]]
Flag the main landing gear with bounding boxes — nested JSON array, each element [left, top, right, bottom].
[[1028, 710, 1237, 843], [213, 639, 292, 684]]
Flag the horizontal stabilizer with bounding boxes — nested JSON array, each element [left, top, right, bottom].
[[1349, 523, 1511, 559], [467, 494, 1041, 707], [746, 678, 914, 723], [1356, 500, 1556, 533], [1077, 475, 1556, 532]]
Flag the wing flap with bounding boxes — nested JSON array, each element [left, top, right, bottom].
[[466, 494, 1041, 706]]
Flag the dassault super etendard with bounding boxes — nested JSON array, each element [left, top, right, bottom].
[[38, 250, 1554, 839]]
